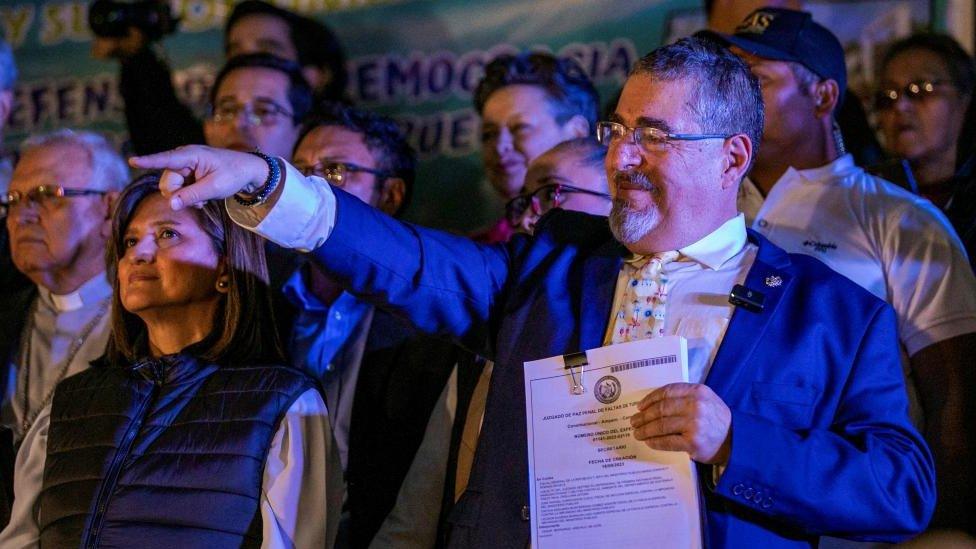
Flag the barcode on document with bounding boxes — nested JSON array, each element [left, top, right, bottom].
[[610, 354, 677, 373]]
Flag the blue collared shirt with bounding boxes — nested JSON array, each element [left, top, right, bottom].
[[281, 266, 372, 471], [282, 267, 371, 383]]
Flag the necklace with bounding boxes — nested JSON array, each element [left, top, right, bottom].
[[17, 298, 110, 436]]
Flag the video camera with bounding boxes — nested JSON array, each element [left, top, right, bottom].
[[88, 0, 179, 42]]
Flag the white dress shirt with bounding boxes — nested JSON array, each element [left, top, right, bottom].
[[604, 215, 756, 384], [0, 389, 343, 549]]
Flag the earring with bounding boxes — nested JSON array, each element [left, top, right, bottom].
[[217, 280, 229, 289]]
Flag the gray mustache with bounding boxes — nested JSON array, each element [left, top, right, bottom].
[[612, 171, 654, 191]]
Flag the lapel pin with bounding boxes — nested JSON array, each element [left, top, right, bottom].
[[764, 275, 783, 288]]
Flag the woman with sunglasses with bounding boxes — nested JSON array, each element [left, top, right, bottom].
[[2, 174, 341, 548], [875, 33, 975, 208]]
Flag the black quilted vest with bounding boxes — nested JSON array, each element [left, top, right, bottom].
[[36, 353, 314, 549]]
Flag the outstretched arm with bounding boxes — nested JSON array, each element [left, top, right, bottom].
[[131, 146, 513, 354]]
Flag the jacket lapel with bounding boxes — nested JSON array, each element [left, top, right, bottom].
[[705, 231, 794, 397], [578, 240, 626, 352]]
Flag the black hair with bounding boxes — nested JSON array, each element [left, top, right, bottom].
[[297, 102, 417, 216], [210, 53, 313, 125], [225, 0, 348, 101], [882, 33, 976, 96], [474, 51, 600, 130]]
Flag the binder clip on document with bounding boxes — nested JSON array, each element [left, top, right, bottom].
[[563, 351, 588, 395]]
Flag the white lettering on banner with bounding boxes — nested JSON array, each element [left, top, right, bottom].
[[0, 5, 35, 47], [349, 39, 638, 106]]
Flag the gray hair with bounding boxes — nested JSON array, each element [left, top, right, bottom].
[[632, 37, 764, 165], [0, 37, 16, 91], [22, 130, 129, 192]]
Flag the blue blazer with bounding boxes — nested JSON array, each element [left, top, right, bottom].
[[314, 188, 935, 548]]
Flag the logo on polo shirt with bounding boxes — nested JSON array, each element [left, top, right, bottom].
[[803, 240, 837, 254], [736, 11, 775, 34]]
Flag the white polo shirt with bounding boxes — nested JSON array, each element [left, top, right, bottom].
[[739, 155, 976, 424]]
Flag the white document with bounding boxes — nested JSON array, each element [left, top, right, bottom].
[[523, 336, 702, 549]]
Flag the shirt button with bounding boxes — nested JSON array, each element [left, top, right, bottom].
[[334, 312, 342, 320], [758, 219, 769, 228]]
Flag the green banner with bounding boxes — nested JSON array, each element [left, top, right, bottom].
[[0, 0, 947, 231]]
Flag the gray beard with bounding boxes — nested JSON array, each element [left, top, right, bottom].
[[609, 199, 660, 244]]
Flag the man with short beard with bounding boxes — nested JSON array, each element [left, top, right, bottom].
[[133, 37, 934, 547]]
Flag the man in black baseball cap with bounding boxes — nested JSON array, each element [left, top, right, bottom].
[[707, 8, 976, 539], [703, 8, 847, 99]]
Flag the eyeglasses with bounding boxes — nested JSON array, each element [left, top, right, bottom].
[[2, 185, 106, 214], [207, 100, 294, 126], [596, 121, 731, 152], [505, 180, 611, 225], [296, 160, 395, 187], [874, 80, 951, 110]]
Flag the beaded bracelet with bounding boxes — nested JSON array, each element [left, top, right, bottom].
[[233, 151, 281, 207]]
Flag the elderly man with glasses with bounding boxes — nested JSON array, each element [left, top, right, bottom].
[[203, 53, 312, 160], [0, 130, 127, 537]]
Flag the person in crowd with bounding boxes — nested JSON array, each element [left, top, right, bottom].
[[472, 52, 598, 243], [93, 0, 346, 155], [133, 36, 935, 547], [507, 137, 611, 235], [946, 94, 976, 269], [203, 53, 312, 160], [450, 136, 611, 521], [705, 8, 976, 534], [0, 130, 127, 528], [0, 37, 16, 195], [1, 130, 128, 441], [875, 34, 975, 209], [0, 35, 30, 329], [702, 0, 884, 169], [0, 173, 342, 548], [287, 102, 463, 548]]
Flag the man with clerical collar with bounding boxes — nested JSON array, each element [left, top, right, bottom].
[[1, 130, 129, 442]]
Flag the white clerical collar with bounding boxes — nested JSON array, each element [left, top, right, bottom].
[[39, 272, 112, 313], [677, 214, 748, 271], [780, 153, 857, 185]]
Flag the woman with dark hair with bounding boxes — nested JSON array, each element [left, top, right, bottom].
[[875, 33, 976, 207], [0, 174, 340, 548]]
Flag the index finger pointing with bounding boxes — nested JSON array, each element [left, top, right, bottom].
[[129, 147, 199, 172]]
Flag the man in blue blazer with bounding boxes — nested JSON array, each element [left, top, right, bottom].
[[133, 37, 935, 548]]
